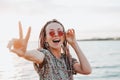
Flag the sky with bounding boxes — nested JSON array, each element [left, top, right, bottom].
[[0, 1, 120, 79], [0, 0, 120, 42]]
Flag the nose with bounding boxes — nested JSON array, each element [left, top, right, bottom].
[[54, 31, 58, 36]]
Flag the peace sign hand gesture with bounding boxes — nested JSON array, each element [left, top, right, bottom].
[[7, 21, 31, 57]]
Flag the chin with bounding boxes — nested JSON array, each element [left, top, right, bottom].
[[51, 45, 61, 49]]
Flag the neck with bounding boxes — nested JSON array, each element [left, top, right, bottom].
[[50, 48, 61, 59]]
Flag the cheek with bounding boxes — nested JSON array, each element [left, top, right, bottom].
[[45, 35, 52, 42]]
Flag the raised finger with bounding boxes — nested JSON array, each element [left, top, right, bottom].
[[71, 28, 75, 33], [25, 26, 31, 42], [19, 21, 23, 39]]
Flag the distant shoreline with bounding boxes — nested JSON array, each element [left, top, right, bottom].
[[22, 37, 120, 42], [77, 37, 120, 41]]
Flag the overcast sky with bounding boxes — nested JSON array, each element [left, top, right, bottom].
[[0, 0, 120, 41]]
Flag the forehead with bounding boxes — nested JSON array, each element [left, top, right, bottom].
[[46, 22, 63, 30]]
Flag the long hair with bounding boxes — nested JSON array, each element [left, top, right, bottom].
[[39, 19, 66, 49], [38, 19, 73, 77]]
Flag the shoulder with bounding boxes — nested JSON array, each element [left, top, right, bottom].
[[38, 48, 50, 53], [37, 49, 52, 58]]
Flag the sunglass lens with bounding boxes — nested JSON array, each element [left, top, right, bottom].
[[49, 31, 55, 37], [58, 31, 64, 36], [49, 31, 64, 37]]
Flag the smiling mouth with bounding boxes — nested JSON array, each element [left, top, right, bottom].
[[52, 39, 60, 43]]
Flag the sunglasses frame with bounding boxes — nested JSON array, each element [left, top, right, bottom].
[[49, 30, 64, 37]]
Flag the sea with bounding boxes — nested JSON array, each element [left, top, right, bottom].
[[0, 40, 120, 80]]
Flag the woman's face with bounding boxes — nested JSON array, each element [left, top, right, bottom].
[[45, 22, 65, 49]]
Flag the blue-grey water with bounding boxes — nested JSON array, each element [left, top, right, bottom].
[[0, 41, 120, 80]]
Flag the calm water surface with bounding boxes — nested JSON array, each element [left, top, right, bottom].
[[0, 41, 120, 80]]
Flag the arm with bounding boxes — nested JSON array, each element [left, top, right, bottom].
[[24, 49, 45, 64], [66, 29, 92, 74], [7, 21, 44, 64], [71, 41, 91, 74]]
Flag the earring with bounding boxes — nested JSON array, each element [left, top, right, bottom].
[[45, 42, 49, 48], [61, 44, 64, 54]]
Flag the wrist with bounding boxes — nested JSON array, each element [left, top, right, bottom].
[[70, 40, 78, 47]]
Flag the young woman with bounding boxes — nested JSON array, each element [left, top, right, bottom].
[[7, 19, 91, 80]]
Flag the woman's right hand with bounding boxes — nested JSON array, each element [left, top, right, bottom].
[[7, 21, 31, 57]]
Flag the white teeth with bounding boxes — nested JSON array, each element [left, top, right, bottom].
[[53, 39, 59, 41], [54, 39, 59, 41], [53, 39, 60, 43]]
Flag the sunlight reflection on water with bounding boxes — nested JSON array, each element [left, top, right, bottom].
[[0, 41, 120, 80], [0, 42, 15, 80], [0, 41, 38, 80]]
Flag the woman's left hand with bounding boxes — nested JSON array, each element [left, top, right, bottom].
[[66, 29, 76, 45]]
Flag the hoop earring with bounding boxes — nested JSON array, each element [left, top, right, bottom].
[[61, 44, 64, 53], [45, 42, 49, 48]]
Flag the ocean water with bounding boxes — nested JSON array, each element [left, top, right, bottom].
[[0, 41, 120, 80]]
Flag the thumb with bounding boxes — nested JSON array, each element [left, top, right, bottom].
[[11, 49, 24, 57]]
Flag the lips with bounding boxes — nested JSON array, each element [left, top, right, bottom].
[[52, 39, 60, 43]]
